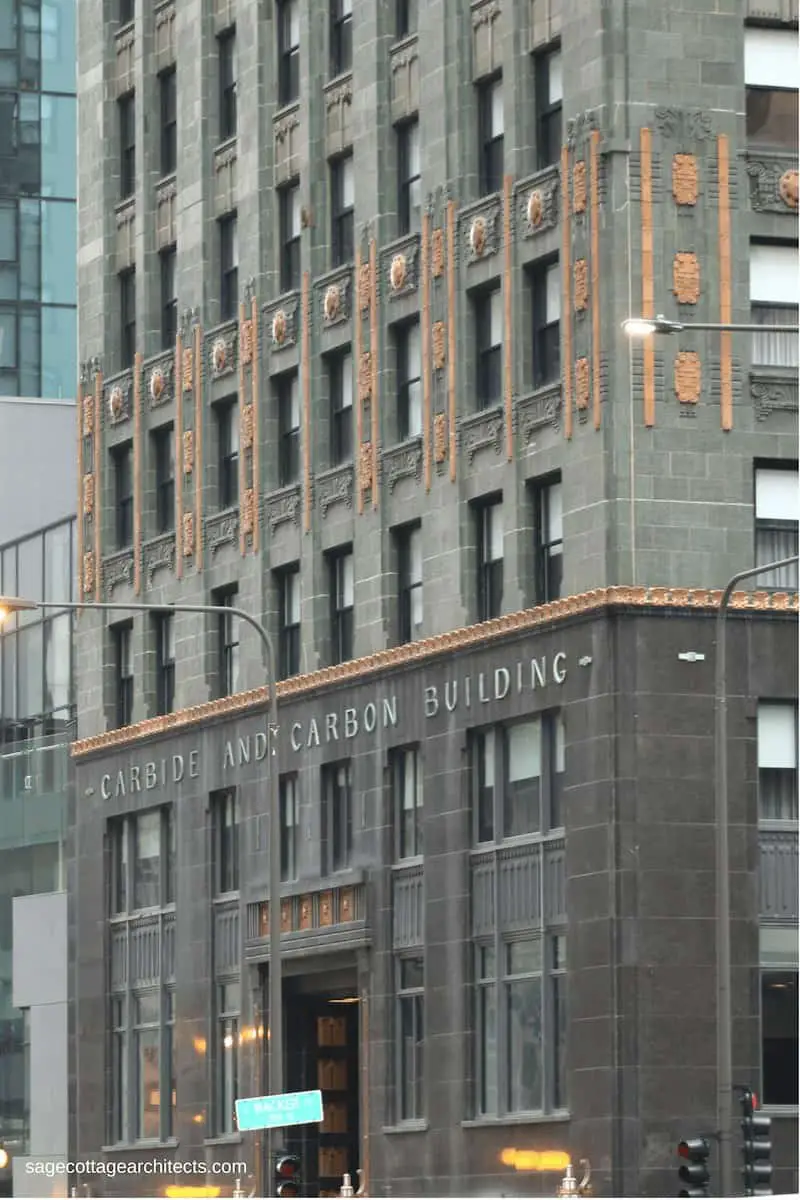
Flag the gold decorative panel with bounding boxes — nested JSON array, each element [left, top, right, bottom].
[[675, 351, 701, 406], [672, 153, 698, 206], [673, 252, 700, 304]]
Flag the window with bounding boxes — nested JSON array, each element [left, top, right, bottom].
[[160, 247, 177, 349], [472, 712, 565, 841], [165, 991, 176, 1137], [277, 564, 300, 679], [395, 321, 421, 439], [280, 183, 302, 294], [532, 259, 560, 386], [110, 809, 173, 915], [535, 47, 562, 169], [750, 243, 798, 369], [110, 996, 127, 1144], [119, 0, 134, 24], [114, 621, 133, 728], [760, 929, 798, 1107], [213, 790, 240, 894], [280, 774, 300, 882], [398, 120, 421, 235], [531, 475, 563, 604], [329, 350, 353, 464], [119, 93, 135, 199], [396, 957, 424, 1121], [134, 993, 160, 1140], [153, 425, 175, 534], [217, 981, 240, 1134], [476, 498, 503, 622], [396, 523, 422, 644], [134, 809, 162, 909], [322, 761, 353, 873], [215, 589, 240, 697], [745, 28, 798, 150], [113, 442, 133, 549], [154, 613, 175, 716], [329, 548, 354, 665], [331, 155, 354, 267], [159, 67, 177, 176], [396, 0, 418, 38], [391, 745, 423, 859], [476, 935, 566, 1117], [277, 372, 301, 485], [758, 703, 798, 822], [120, 269, 136, 368], [218, 28, 237, 140], [216, 399, 239, 509], [478, 77, 504, 195], [330, 0, 352, 77], [219, 215, 238, 321], [475, 288, 502, 408], [754, 465, 799, 590], [278, 0, 300, 105]]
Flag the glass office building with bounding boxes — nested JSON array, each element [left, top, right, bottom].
[[0, 0, 76, 400], [0, 516, 75, 1184]]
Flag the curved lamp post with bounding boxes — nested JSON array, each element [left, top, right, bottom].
[[0, 595, 284, 1196], [621, 314, 799, 337]]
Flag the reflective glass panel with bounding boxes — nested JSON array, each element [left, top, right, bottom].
[[41, 201, 75, 303], [44, 614, 70, 712], [17, 625, 43, 717], [44, 522, 71, 603], [20, 309, 40, 397], [40, 95, 76, 198], [19, 200, 40, 301], [41, 305, 76, 399], [41, 0, 76, 93]]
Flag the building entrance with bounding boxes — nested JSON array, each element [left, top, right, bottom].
[[283, 972, 361, 1198]]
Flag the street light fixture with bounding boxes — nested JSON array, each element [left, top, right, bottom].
[[621, 314, 800, 337], [0, 594, 284, 1196]]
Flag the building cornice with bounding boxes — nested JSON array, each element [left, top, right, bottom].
[[71, 585, 798, 761]]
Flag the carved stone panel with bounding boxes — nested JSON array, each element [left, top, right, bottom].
[[518, 174, 559, 238], [324, 77, 353, 157], [464, 202, 502, 263], [205, 509, 239, 556], [674, 351, 701, 407], [265, 485, 301, 532], [115, 199, 135, 271], [460, 407, 504, 463], [358, 262, 371, 313], [82, 473, 94, 516], [383, 440, 423, 492], [317, 466, 354, 516], [103, 550, 135, 597], [572, 161, 587, 214], [265, 297, 299, 352], [654, 107, 714, 141], [213, 139, 238, 218], [431, 228, 445, 278], [747, 159, 799, 214], [115, 26, 134, 95], [575, 357, 590, 416], [143, 534, 175, 586], [382, 237, 420, 300], [434, 413, 447, 464], [359, 352, 372, 403], [751, 372, 799, 421], [147, 359, 174, 408], [182, 348, 194, 393], [472, 0, 502, 80], [154, 1, 176, 71], [241, 404, 254, 451], [106, 378, 132, 426], [432, 322, 446, 371], [241, 488, 255, 535], [82, 551, 95, 598], [183, 430, 194, 475], [156, 178, 176, 249], [318, 270, 352, 328], [82, 394, 94, 436], [274, 105, 301, 185], [359, 442, 373, 492], [515, 387, 562, 444], [390, 37, 420, 123], [673, 252, 700, 305], [240, 317, 253, 365], [574, 259, 589, 312], [209, 325, 237, 380], [672, 153, 698, 206], [182, 511, 194, 558]]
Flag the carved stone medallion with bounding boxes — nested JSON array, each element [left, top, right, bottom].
[[389, 253, 407, 293]]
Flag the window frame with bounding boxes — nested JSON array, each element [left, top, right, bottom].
[[535, 46, 562, 170], [152, 423, 175, 534], [213, 788, 240, 896], [114, 620, 133, 728], [757, 701, 799, 823], [160, 245, 177, 350], [322, 759, 353, 874], [329, 547, 354, 665], [531, 474, 563, 605], [478, 75, 504, 196], [277, 564, 301, 679], [471, 711, 566, 844], [215, 588, 240, 698], [397, 119, 421, 235], [395, 0, 418, 39], [113, 441, 134, 550], [216, 398, 240, 511], [754, 462, 799, 591], [279, 182, 302, 294], [475, 287, 503, 409], [216, 979, 241, 1135], [395, 319, 422, 440], [330, 0, 353, 77], [154, 612, 175, 717], [159, 66, 177, 177], [329, 349, 354, 465], [390, 744, 423, 860], [219, 214, 238, 322], [531, 258, 561, 388], [396, 522, 422, 645], [277, 371, 301, 486], [331, 154, 355, 267], [476, 497, 504, 622], [120, 268, 136, 369], [277, 0, 300, 106], [395, 955, 425, 1122], [280, 773, 300, 882], [119, 91, 136, 200], [218, 27, 237, 141]]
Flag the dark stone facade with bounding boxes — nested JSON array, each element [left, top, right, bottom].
[[69, 601, 799, 1198]]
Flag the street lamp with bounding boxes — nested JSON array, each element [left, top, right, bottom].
[[0, 594, 285, 1195], [714, 555, 798, 1198], [621, 313, 800, 336]]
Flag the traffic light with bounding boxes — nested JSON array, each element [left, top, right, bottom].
[[741, 1089, 772, 1196], [677, 1137, 711, 1198], [274, 1153, 301, 1198]]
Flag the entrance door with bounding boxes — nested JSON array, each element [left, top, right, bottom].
[[284, 984, 360, 1198]]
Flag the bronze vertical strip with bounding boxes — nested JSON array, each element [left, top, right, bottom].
[[369, 239, 379, 510], [421, 211, 432, 491], [194, 324, 203, 568], [718, 134, 733, 432], [251, 296, 260, 551], [640, 126, 655, 428], [361, 988, 370, 1196], [446, 201, 457, 481], [302, 271, 312, 532], [590, 130, 602, 431], [175, 333, 183, 580], [93, 371, 102, 602], [239, 301, 247, 556], [503, 175, 513, 460], [354, 248, 364, 516], [133, 354, 142, 594], [76, 380, 84, 604], [560, 145, 573, 440]]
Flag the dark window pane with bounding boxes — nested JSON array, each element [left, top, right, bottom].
[[747, 88, 798, 151]]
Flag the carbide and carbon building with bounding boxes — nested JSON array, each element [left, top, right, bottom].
[[70, 0, 798, 1195]]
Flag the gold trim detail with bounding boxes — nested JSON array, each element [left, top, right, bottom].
[[93, 371, 102, 602], [369, 238, 379, 510], [175, 332, 184, 580], [83, 472, 94, 517], [640, 127, 655, 428], [432, 321, 446, 371], [239, 300, 247, 556], [302, 271, 312, 531], [194, 324, 203, 566], [76, 382, 84, 603], [718, 134, 732, 432], [673, 252, 700, 305], [675, 351, 701, 406], [575, 357, 590, 411], [251, 295, 260, 552], [133, 355, 142, 594], [573, 161, 587, 214], [434, 412, 447, 464], [354, 246, 365, 516], [673, 154, 698, 206], [446, 201, 457, 481], [574, 258, 589, 312], [561, 145, 573, 439], [421, 211, 432, 491], [590, 129, 602, 430], [183, 430, 194, 476], [71, 585, 798, 760], [431, 227, 444, 278], [182, 511, 194, 559], [503, 173, 513, 461]]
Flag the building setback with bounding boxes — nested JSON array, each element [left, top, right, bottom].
[[72, 0, 798, 1195]]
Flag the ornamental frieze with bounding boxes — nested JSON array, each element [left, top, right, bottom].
[[461, 199, 502, 264], [751, 372, 799, 422], [264, 296, 299, 351], [514, 387, 562, 445], [383, 440, 423, 492], [459, 406, 504, 463], [516, 171, 559, 239], [381, 235, 420, 300], [102, 549, 135, 598], [143, 533, 175, 587], [205, 510, 239, 556], [316, 465, 354, 516], [146, 357, 175, 408], [105, 375, 132, 425], [208, 324, 238, 380], [264, 485, 301, 533], [746, 158, 799, 215]]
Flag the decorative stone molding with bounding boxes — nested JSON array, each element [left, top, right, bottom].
[[358, 352, 372, 403], [463, 201, 502, 263], [182, 347, 194, 393], [274, 105, 301, 183], [459, 406, 504, 463], [72, 585, 799, 759], [751, 371, 799, 421], [318, 269, 352, 328], [515, 387, 562, 443], [241, 488, 255, 536], [433, 413, 447, 464], [183, 429, 194, 475], [390, 36, 420, 123], [147, 359, 174, 408], [472, 0, 501, 27], [106, 378, 132, 425], [359, 442, 373, 492], [575, 358, 590, 416], [82, 393, 94, 436], [574, 259, 589, 312], [103, 549, 135, 597], [82, 473, 94, 517], [565, 109, 599, 147], [182, 511, 194, 558], [746, 158, 799, 214], [517, 174, 559, 237], [82, 551, 95, 598], [672, 154, 698, 206], [209, 326, 237, 379], [673, 252, 700, 305], [382, 236, 420, 299], [240, 404, 254, 451], [431, 228, 445, 278], [675, 351, 701, 408], [213, 137, 238, 174], [204, 509, 239, 556], [143, 533, 175, 587], [265, 485, 301, 533], [358, 262, 371, 312], [316, 465, 354, 516], [383, 440, 423, 492], [264, 297, 299, 351], [240, 317, 253, 365], [432, 322, 446, 371], [572, 161, 587, 214], [654, 107, 713, 141]]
